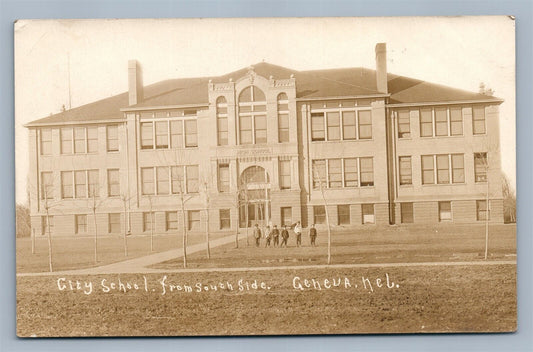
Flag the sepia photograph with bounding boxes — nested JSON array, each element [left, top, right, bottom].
[[14, 16, 516, 337]]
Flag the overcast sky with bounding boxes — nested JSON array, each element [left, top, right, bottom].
[[14, 17, 515, 204]]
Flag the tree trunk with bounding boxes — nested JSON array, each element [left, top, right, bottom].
[[182, 206, 187, 268], [150, 211, 154, 252], [31, 228, 35, 255], [93, 208, 98, 263], [46, 211, 53, 272], [205, 208, 210, 259], [123, 201, 128, 257], [484, 177, 490, 260]]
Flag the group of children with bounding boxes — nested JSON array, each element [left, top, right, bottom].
[[252, 221, 318, 248]]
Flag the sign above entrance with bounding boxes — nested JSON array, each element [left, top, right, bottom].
[[237, 148, 272, 158]]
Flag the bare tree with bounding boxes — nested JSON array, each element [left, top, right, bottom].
[[88, 187, 105, 263], [313, 163, 332, 265], [502, 174, 516, 223], [201, 178, 211, 259], [146, 195, 155, 252], [119, 193, 133, 257]]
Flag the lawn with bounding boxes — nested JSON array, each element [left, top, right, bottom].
[[16, 264, 516, 336], [152, 223, 516, 269], [17, 232, 227, 273]]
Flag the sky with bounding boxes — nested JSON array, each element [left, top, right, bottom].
[[14, 17, 516, 205]]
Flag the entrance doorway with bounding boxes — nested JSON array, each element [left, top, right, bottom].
[[238, 166, 271, 228]]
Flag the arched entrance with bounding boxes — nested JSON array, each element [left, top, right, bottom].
[[239, 165, 271, 228]]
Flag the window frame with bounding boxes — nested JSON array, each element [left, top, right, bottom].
[[279, 159, 291, 190], [337, 204, 351, 225], [310, 107, 373, 142], [219, 209, 231, 229], [108, 213, 121, 233]]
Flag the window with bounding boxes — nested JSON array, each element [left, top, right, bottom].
[[399, 156, 412, 185], [342, 111, 356, 140], [107, 125, 119, 152], [143, 212, 154, 232], [61, 171, 73, 199], [314, 157, 373, 189], [41, 171, 53, 200], [171, 166, 184, 194], [434, 107, 448, 136], [314, 205, 326, 224], [156, 167, 169, 195], [60, 128, 73, 154], [450, 107, 463, 136], [312, 159, 327, 189], [107, 169, 120, 197], [474, 152, 488, 182], [439, 201, 452, 221], [337, 205, 350, 225], [420, 106, 464, 137], [477, 200, 490, 221], [155, 121, 169, 149], [278, 93, 289, 143], [170, 120, 183, 148], [219, 209, 231, 229], [75, 214, 87, 234], [326, 112, 341, 140], [186, 165, 199, 193], [141, 122, 153, 149], [217, 96, 228, 146], [238, 86, 267, 145], [88, 170, 99, 198], [420, 108, 433, 137], [41, 215, 54, 235], [166, 211, 178, 231], [401, 203, 414, 223], [344, 158, 358, 187], [239, 115, 253, 145], [451, 154, 465, 183], [141, 167, 155, 195], [74, 127, 86, 153], [360, 157, 374, 187], [397, 110, 410, 138], [311, 113, 325, 141], [184, 120, 198, 147], [362, 204, 375, 224], [473, 106, 486, 135], [421, 155, 435, 185], [436, 155, 450, 184], [422, 154, 464, 185], [328, 159, 342, 188], [281, 207, 292, 227], [188, 210, 200, 231], [279, 160, 291, 190], [254, 115, 267, 144], [218, 164, 230, 192], [75, 170, 87, 198], [40, 129, 52, 155], [358, 110, 372, 139], [108, 213, 121, 233]]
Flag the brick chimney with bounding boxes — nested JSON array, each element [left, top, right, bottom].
[[375, 43, 388, 94], [128, 60, 143, 106]]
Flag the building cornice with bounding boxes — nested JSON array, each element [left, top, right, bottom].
[[120, 103, 209, 112], [296, 94, 390, 102], [24, 118, 126, 128], [386, 98, 504, 108]]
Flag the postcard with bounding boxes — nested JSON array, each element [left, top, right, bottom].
[[15, 17, 516, 336]]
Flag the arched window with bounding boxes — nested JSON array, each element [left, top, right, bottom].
[[238, 86, 267, 144], [216, 96, 228, 146], [277, 93, 289, 143]]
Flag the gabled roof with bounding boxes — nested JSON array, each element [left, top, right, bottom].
[[26, 62, 502, 127]]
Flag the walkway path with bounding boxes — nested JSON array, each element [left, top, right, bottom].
[[17, 257, 516, 278], [18, 232, 246, 277]]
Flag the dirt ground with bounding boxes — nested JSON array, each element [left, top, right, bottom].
[[16, 264, 516, 336], [153, 224, 516, 269]]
